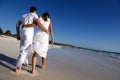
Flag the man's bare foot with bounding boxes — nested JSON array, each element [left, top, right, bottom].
[[24, 63, 29, 67], [15, 68, 26, 73], [41, 65, 46, 68]]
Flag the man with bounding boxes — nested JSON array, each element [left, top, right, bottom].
[[16, 6, 48, 73]]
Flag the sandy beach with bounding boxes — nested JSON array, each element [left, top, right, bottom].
[[0, 36, 120, 80]]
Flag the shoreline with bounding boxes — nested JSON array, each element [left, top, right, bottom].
[[0, 36, 120, 80], [1, 35, 120, 54]]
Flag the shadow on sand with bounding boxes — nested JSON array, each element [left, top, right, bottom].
[[0, 53, 17, 71], [0, 53, 42, 73]]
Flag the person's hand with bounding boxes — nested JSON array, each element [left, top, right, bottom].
[[22, 24, 26, 28], [51, 39, 54, 46], [46, 30, 49, 35], [17, 35, 20, 40]]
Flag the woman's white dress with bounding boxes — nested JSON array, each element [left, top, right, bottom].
[[33, 17, 50, 58]]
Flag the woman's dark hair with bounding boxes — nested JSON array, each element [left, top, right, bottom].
[[30, 6, 37, 12], [42, 12, 50, 21]]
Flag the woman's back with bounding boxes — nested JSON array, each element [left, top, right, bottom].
[[37, 17, 50, 32], [34, 17, 50, 43]]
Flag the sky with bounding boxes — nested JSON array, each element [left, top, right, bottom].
[[0, 0, 120, 53]]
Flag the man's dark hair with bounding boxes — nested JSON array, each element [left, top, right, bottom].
[[30, 6, 37, 12]]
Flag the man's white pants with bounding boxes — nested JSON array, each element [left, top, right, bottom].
[[16, 28, 34, 68]]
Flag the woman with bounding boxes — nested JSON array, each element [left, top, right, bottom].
[[25, 12, 54, 74]]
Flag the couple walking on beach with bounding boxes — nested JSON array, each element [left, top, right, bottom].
[[16, 6, 54, 74]]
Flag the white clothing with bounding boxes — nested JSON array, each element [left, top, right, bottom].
[[33, 17, 50, 58], [20, 13, 38, 25], [16, 13, 38, 67]]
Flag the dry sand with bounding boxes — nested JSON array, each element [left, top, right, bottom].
[[0, 36, 120, 80]]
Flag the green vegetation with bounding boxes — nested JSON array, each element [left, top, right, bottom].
[[0, 27, 17, 38], [0, 28, 4, 34], [4, 30, 11, 36]]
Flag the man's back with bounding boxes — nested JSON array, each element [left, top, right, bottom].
[[20, 13, 38, 25]]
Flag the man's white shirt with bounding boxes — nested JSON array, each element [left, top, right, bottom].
[[20, 13, 38, 25]]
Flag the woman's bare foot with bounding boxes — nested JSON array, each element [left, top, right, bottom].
[[42, 65, 47, 68], [32, 69, 36, 74]]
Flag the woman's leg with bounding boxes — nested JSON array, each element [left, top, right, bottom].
[[32, 51, 38, 74], [42, 57, 47, 68]]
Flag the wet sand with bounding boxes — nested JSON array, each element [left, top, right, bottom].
[[0, 36, 120, 80]]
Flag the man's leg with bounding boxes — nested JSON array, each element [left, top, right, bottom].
[[16, 28, 33, 72], [16, 50, 28, 72], [23, 56, 29, 66], [16, 34, 30, 72]]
